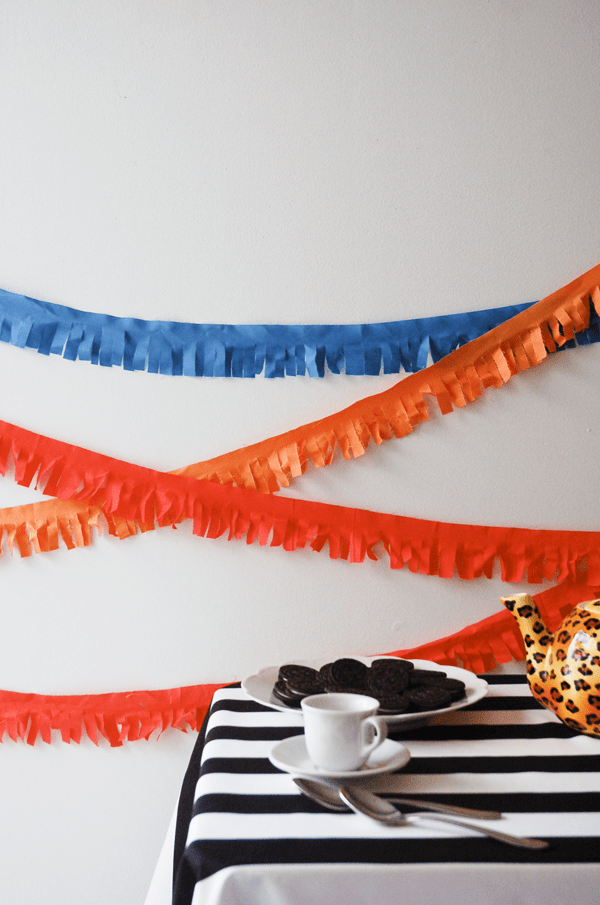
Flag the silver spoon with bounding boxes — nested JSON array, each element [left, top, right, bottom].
[[339, 786, 549, 851], [293, 778, 502, 821]]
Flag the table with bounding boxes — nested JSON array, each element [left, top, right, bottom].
[[160, 670, 600, 905]]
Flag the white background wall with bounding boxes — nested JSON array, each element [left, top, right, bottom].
[[0, 2, 599, 902]]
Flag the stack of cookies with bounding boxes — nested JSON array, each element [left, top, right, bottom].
[[273, 657, 465, 714]]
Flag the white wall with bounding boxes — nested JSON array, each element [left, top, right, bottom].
[[0, 2, 599, 902]]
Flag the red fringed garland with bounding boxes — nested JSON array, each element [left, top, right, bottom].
[[388, 578, 600, 673], [0, 682, 226, 746], [1, 426, 600, 583], [2, 580, 598, 746]]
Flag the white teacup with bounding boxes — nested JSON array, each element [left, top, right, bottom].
[[300, 693, 388, 772]]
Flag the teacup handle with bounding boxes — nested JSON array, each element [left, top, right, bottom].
[[360, 715, 388, 759]]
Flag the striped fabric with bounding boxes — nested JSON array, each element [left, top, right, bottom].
[[173, 674, 600, 905]]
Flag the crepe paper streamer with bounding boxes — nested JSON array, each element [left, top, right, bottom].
[[0, 682, 226, 746], [1, 580, 596, 746], [0, 257, 597, 533], [174, 262, 600, 490], [0, 499, 109, 556], [0, 498, 159, 557], [0, 285, 543, 377], [0, 263, 598, 561], [2, 418, 600, 584], [387, 579, 600, 675]]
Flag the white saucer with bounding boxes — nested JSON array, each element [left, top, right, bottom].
[[269, 734, 411, 781]]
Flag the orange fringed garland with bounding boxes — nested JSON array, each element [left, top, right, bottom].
[[2, 580, 597, 746], [0, 498, 153, 556], [174, 263, 600, 491], [0, 499, 105, 556]]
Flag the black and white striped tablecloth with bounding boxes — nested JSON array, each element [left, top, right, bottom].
[[172, 673, 600, 905]]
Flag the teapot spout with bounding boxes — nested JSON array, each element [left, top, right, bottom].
[[501, 593, 553, 667]]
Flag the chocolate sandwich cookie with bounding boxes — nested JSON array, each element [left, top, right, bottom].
[[408, 668, 447, 687], [369, 658, 412, 676], [366, 662, 409, 697], [371, 658, 414, 672], [323, 682, 368, 695], [375, 692, 413, 714], [275, 663, 328, 702], [285, 672, 326, 697], [328, 658, 369, 690], [427, 677, 466, 700], [407, 684, 452, 711], [319, 663, 335, 683], [278, 664, 322, 686], [272, 680, 304, 706]]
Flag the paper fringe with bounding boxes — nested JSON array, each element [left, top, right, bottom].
[[0, 262, 598, 558], [2, 580, 597, 745], [175, 263, 600, 490], [0, 683, 225, 746], [0, 499, 106, 556], [1, 445, 600, 585], [0, 285, 539, 377], [388, 579, 600, 673], [0, 498, 151, 556]]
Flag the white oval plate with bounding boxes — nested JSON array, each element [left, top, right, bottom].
[[242, 656, 488, 729], [269, 734, 411, 781]]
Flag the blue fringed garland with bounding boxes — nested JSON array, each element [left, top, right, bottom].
[[0, 286, 598, 378]]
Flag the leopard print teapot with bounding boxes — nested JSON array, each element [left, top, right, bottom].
[[501, 594, 600, 737]]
